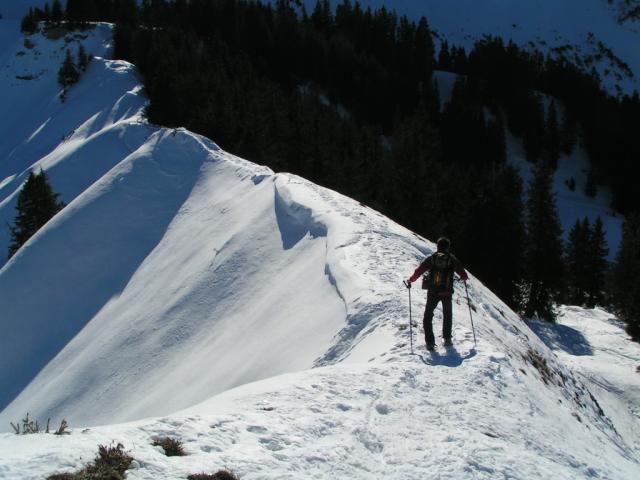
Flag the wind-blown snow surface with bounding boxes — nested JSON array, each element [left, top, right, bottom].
[[1, 120, 639, 480], [1, 9, 639, 480], [0, 20, 149, 266]]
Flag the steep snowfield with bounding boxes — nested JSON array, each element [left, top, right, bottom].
[[1, 299, 639, 478], [0, 20, 149, 265], [1, 9, 639, 480], [530, 306, 640, 444], [1, 92, 639, 480]]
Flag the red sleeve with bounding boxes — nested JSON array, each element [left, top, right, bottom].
[[457, 267, 469, 281], [408, 258, 431, 283]]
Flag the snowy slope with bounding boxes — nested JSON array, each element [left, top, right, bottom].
[[0, 6, 639, 480], [0, 20, 149, 266], [529, 306, 640, 444], [1, 303, 639, 478], [307, 0, 640, 96], [1, 96, 639, 479]]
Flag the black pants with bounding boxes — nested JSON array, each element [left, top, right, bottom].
[[423, 291, 452, 346]]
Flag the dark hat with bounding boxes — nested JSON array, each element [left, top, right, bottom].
[[436, 237, 451, 252]]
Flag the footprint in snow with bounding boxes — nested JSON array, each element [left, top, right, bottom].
[[200, 445, 222, 453], [259, 437, 285, 451], [247, 425, 268, 434], [375, 404, 390, 415]]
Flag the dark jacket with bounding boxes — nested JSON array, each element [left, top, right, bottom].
[[408, 252, 469, 296]]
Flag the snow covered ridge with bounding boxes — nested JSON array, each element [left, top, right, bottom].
[[0, 11, 639, 480], [0, 21, 148, 263], [1, 312, 640, 478], [1, 115, 639, 480]]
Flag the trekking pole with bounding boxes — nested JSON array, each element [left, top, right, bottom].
[[464, 281, 477, 347], [403, 281, 414, 355]]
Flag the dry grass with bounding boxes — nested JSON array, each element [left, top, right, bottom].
[[10, 414, 69, 435], [47, 443, 133, 480], [187, 471, 240, 480], [153, 436, 186, 457]]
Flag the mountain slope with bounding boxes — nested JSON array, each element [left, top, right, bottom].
[[0, 8, 639, 480], [319, 0, 640, 96], [1, 94, 639, 478], [0, 21, 148, 265], [433, 71, 624, 258], [1, 316, 639, 479]]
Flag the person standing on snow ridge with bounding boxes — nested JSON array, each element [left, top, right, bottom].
[[405, 237, 469, 351]]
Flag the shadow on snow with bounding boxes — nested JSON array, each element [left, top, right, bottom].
[[527, 319, 594, 356], [417, 346, 477, 367]]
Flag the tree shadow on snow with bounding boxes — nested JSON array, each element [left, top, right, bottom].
[[418, 346, 477, 367], [527, 320, 594, 356]]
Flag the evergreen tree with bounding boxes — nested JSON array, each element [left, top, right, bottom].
[[58, 49, 79, 89], [414, 16, 435, 78], [43, 2, 51, 22], [8, 170, 65, 259], [77, 44, 89, 71], [611, 215, 640, 341], [87, 0, 637, 311], [21, 8, 38, 34], [461, 166, 524, 308], [522, 93, 545, 163], [566, 218, 591, 305], [521, 162, 565, 320], [51, 0, 63, 23], [438, 41, 452, 70], [311, 0, 332, 32], [450, 46, 468, 72], [585, 216, 609, 307], [560, 109, 578, 155], [486, 111, 507, 174], [545, 101, 560, 169]]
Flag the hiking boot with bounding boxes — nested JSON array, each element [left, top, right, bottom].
[[443, 338, 453, 347]]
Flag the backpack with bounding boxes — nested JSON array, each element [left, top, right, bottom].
[[422, 252, 454, 293]]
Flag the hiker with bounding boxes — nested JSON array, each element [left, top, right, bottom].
[[405, 237, 469, 350]]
